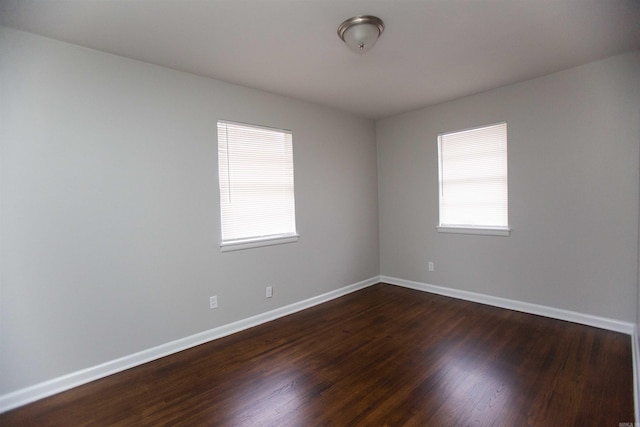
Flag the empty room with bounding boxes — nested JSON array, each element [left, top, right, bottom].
[[1, 0, 640, 425]]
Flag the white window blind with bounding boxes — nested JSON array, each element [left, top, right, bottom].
[[438, 122, 509, 234], [217, 121, 298, 250]]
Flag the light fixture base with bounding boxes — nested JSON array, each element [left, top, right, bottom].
[[337, 15, 385, 53]]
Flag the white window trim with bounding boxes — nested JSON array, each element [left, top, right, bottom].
[[436, 226, 511, 237], [220, 234, 300, 252]]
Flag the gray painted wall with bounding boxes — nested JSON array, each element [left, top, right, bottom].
[[0, 27, 380, 394], [377, 52, 640, 322], [2, 25, 639, 400]]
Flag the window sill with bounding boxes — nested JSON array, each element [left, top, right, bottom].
[[220, 234, 299, 252], [437, 226, 511, 237]]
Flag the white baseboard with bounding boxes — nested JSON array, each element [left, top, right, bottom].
[[380, 275, 635, 335], [386, 276, 638, 421], [0, 276, 379, 414], [3, 275, 636, 416]]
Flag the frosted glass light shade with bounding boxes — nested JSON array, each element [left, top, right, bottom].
[[338, 15, 384, 53], [343, 23, 380, 52]]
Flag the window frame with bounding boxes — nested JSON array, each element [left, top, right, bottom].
[[217, 120, 299, 252], [436, 121, 511, 237]]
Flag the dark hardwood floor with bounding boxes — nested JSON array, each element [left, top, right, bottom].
[[1, 283, 634, 426]]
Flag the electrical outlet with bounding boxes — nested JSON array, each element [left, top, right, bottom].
[[428, 262, 434, 272], [266, 286, 273, 298], [209, 295, 218, 309]]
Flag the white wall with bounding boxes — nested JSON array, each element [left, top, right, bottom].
[[377, 52, 640, 322], [0, 27, 380, 395]]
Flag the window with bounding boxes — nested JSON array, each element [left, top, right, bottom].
[[437, 122, 509, 236], [217, 120, 298, 251]]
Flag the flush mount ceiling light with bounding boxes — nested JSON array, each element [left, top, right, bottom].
[[337, 15, 385, 53]]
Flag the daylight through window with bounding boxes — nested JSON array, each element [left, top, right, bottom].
[[217, 120, 298, 251], [437, 122, 509, 236]]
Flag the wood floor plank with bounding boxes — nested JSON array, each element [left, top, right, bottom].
[[0, 283, 634, 426]]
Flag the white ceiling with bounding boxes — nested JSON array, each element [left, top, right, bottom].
[[1, 0, 639, 119]]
